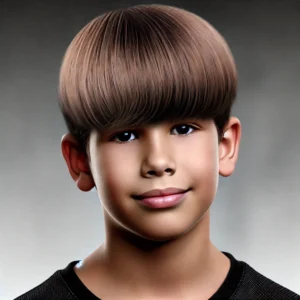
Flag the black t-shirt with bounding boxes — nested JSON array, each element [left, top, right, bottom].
[[15, 252, 300, 299]]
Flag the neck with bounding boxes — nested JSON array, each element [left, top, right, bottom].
[[94, 210, 230, 298]]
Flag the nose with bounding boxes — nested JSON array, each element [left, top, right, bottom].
[[140, 135, 176, 178]]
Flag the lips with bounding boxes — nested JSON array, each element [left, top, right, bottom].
[[133, 187, 189, 200]]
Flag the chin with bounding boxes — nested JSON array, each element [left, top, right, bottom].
[[131, 220, 194, 243]]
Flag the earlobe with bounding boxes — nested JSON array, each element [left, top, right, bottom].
[[61, 133, 95, 192], [219, 117, 242, 177], [76, 172, 95, 192]]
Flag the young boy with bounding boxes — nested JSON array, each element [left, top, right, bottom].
[[16, 4, 299, 300]]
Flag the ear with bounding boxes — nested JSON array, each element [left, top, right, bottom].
[[219, 117, 242, 177], [61, 133, 95, 192]]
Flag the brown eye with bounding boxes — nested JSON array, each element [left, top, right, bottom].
[[171, 124, 195, 135], [112, 131, 137, 143]]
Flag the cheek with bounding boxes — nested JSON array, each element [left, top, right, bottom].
[[91, 145, 137, 200], [178, 136, 219, 188]]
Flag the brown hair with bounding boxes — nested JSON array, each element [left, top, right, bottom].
[[58, 4, 237, 152]]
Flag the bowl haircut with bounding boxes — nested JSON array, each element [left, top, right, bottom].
[[58, 4, 237, 153]]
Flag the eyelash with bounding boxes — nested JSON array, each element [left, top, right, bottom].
[[110, 124, 199, 144]]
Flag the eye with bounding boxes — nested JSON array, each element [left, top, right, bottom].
[[111, 131, 138, 143], [171, 124, 197, 135]]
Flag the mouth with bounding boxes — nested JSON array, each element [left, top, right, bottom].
[[132, 187, 191, 209], [133, 187, 190, 199]]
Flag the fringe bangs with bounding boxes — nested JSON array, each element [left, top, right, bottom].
[[59, 5, 237, 146]]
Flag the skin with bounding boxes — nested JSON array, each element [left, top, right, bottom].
[[61, 116, 242, 300]]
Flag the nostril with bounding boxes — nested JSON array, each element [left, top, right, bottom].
[[146, 168, 175, 176], [147, 170, 156, 175]]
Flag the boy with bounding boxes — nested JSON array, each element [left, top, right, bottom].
[[16, 4, 300, 300]]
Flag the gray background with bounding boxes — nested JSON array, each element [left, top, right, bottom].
[[1, 0, 300, 298]]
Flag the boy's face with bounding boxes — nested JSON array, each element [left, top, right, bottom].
[[62, 117, 241, 241]]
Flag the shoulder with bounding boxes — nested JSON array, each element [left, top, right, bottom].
[[231, 262, 300, 299], [14, 269, 77, 300]]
